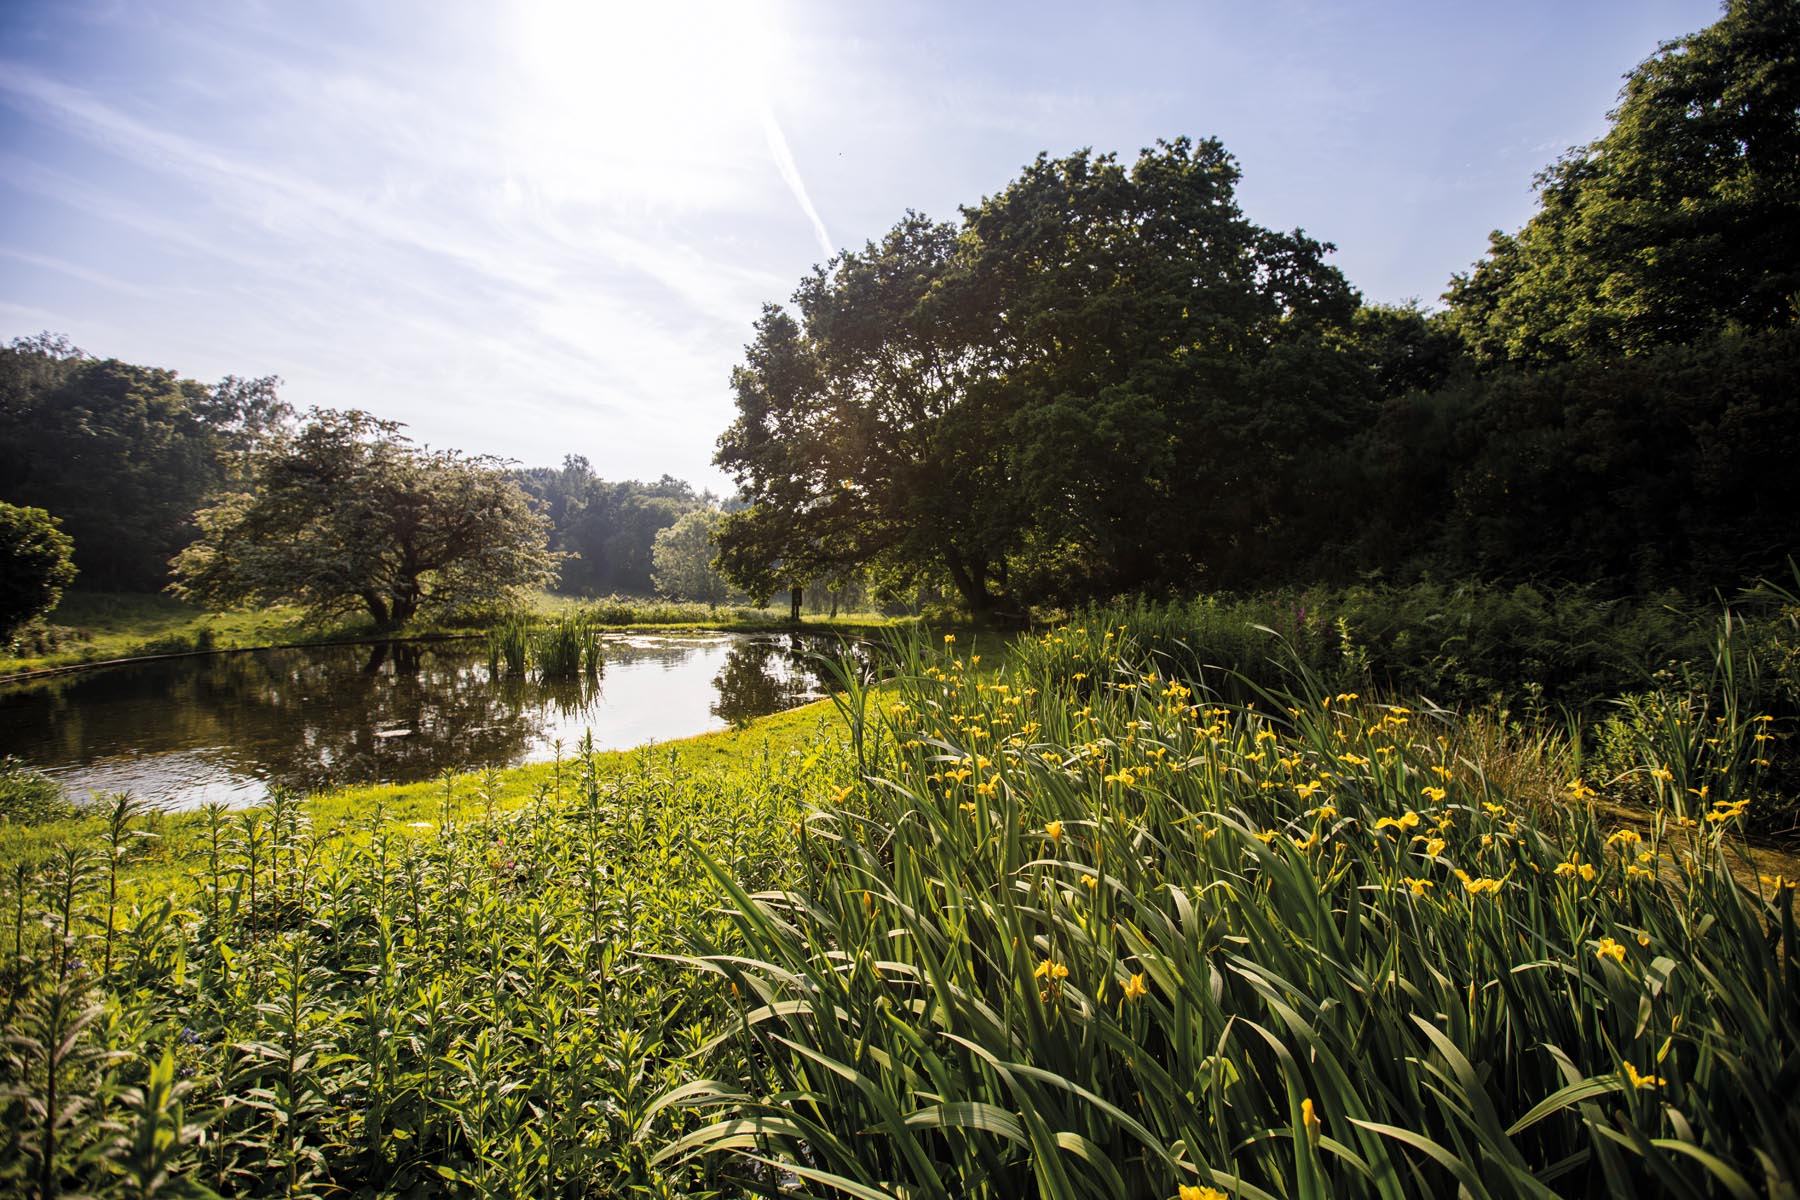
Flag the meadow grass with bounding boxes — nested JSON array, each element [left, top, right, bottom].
[[1, 621, 1795, 1197]]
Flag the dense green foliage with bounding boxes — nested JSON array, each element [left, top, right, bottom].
[[0, 503, 76, 643], [513, 457, 719, 597], [171, 410, 558, 629], [0, 731, 824, 1197], [716, 2, 1799, 607], [0, 757, 70, 824], [1345, 328, 1800, 590], [1444, 0, 1800, 362], [0, 335, 288, 592], [716, 139, 1358, 613]]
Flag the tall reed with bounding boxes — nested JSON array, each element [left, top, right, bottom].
[[662, 621, 1799, 1197]]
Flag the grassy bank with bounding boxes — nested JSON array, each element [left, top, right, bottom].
[[3, 623, 1796, 1196], [1, 591, 904, 678]]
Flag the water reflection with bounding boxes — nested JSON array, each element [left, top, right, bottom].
[[0, 633, 837, 808], [711, 637, 822, 728]]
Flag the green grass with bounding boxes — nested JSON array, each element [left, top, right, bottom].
[[0, 592, 332, 676], [3, 621, 1795, 1197]]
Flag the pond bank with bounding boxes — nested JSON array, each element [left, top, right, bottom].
[[2, 589, 904, 680]]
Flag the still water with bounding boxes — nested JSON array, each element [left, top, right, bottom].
[[0, 632, 841, 808]]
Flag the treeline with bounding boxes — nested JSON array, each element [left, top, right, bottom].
[[0, 334, 289, 591], [716, 0, 1800, 612], [0, 337, 729, 607]]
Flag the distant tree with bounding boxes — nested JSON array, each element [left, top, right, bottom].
[[0, 502, 77, 640], [1445, 0, 1800, 361], [172, 409, 557, 628], [513, 462, 707, 595], [651, 508, 733, 605], [0, 334, 291, 589]]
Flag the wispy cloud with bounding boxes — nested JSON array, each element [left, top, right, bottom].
[[759, 102, 834, 263]]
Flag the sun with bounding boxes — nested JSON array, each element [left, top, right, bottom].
[[504, 0, 785, 207]]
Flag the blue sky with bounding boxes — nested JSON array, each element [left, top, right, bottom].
[[0, 0, 1723, 489]]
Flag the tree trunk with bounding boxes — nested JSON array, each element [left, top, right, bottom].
[[789, 586, 803, 624], [941, 548, 997, 616], [361, 591, 390, 628]]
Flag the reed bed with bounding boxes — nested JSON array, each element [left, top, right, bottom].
[[485, 614, 603, 681], [665, 624, 1798, 1198]]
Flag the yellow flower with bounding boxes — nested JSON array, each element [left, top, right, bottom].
[[1649, 766, 1674, 783], [1594, 937, 1626, 965], [943, 633, 955, 644], [1081, 874, 1099, 891], [1455, 869, 1504, 896], [1177, 1186, 1226, 1200], [1566, 778, 1597, 801], [1606, 828, 1642, 850], [1123, 972, 1149, 1002], [1301, 1097, 1322, 1146], [829, 784, 854, 805], [1422, 785, 1448, 803], [1402, 877, 1434, 896], [1044, 820, 1064, 843], [1420, 836, 1446, 857], [1623, 1062, 1664, 1090], [1034, 957, 1069, 981]]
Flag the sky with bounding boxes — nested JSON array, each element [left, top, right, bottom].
[[0, 0, 1725, 491]]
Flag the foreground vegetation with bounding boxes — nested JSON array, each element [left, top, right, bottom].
[[2, 611, 1795, 1197]]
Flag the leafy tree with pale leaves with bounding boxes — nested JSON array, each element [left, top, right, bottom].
[[651, 507, 733, 606], [172, 409, 556, 628]]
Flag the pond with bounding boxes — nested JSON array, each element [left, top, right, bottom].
[[0, 632, 851, 809]]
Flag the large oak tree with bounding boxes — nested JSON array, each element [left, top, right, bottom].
[[714, 138, 1359, 612], [172, 409, 557, 628]]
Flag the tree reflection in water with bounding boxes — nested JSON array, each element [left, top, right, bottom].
[[0, 634, 829, 808], [711, 637, 820, 729]]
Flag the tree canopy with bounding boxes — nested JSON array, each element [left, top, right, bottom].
[[0, 502, 77, 641], [715, 138, 1361, 612], [0, 334, 289, 590], [1445, 0, 1800, 362], [171, 410, 557, 628]]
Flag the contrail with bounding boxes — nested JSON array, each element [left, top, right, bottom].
[[758, 100, 833, 263]]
